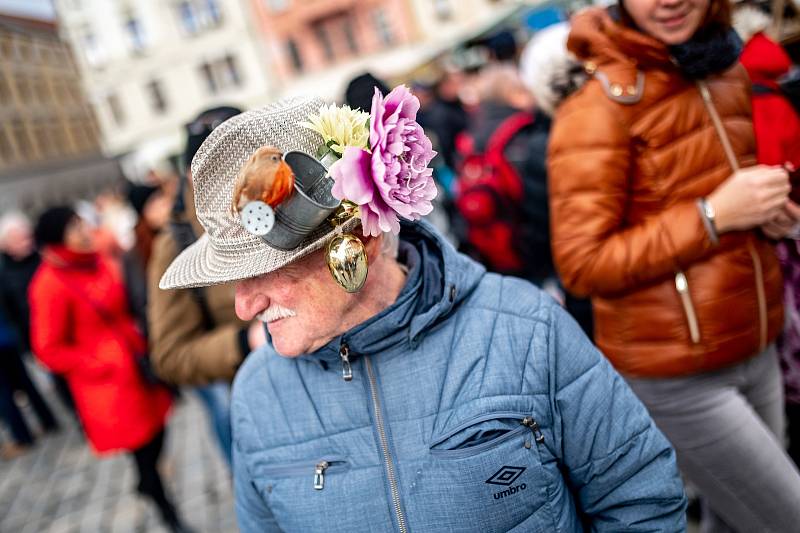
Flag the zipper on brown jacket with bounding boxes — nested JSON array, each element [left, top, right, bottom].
[[698, 81, 768, 350]]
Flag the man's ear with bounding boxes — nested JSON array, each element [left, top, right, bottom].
[[361, 233, 383, 260]]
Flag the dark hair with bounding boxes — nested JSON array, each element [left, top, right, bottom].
[[127, 183, 159, 217], [34, 206, 77, 247]]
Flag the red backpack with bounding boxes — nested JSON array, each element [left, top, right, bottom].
[[455, 112, 534, 273]]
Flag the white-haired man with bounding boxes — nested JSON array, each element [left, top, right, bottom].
[[161, 95, 686, 532]]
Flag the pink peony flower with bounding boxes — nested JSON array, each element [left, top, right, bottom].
[[330, 85, 438, 237]]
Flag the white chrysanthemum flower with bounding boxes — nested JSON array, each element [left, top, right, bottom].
[[300, 104, 370, 157]]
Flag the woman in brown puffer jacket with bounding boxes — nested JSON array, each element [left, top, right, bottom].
[[548, 0, 800, 530]]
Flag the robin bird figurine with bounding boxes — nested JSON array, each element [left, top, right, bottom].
[[232, 146, 295, 214]]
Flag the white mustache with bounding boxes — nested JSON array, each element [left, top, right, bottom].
[[257, 304, 297, 323]]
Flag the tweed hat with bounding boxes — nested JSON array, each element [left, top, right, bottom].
[[160, 96, 358, 290]]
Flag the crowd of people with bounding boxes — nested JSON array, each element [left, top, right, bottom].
[[2, 0, 800, 531]]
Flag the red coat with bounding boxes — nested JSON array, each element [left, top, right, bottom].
[[741, 32, 800, 167], [29, 247, 171, 454]]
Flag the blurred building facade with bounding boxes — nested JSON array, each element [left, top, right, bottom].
[[0, 13, 121, 213], [54, 0, 275, 178], [251, 0, 520, 100]]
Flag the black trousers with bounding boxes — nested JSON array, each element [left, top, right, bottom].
[[130, 429, 179, 525], [788, 403, 800, 469], [0, 346, 58, 444]]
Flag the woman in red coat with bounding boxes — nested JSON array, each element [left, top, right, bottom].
[[736, 5, 800, 167], [28, 206, 190, 533]]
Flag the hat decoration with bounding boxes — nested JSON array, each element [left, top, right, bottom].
[[233, 85, 437, 292]]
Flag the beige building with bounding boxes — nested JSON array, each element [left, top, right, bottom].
[[0, 13, 120, 212], [55, 0, 276, 178], [252, 0, 520, 101], [0, 14, 100, 169]]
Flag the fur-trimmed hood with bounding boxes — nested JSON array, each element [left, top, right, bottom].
[[733, 5, 772, 42], [519, 22, 587, 117]]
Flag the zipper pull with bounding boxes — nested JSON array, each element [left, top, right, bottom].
[[522, 416, 545, 444], [339, 343, 353, 382], [314, 461, 329, 490]]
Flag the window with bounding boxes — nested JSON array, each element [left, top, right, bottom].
[[223, 54, 242, 87], [81, 30, 105, 68], [177, 0, 223, 36], [433, 0, 452, 21], [11, 120, 33, 161], [265, 0, 288, 12], [107, 93, 126, 126], [342, 17, 359, 55], [314, 24, 334, 62], [205, 0, 222, 25], [0, 71, 10, 103], [178, 1, 199, 35], [198, 55, 243, 94], [125, 15, 147, 54], [373, 8, 394, 46], [146, 79, 168, 113], [199, 62, 216, 92], [286, 38, 303, 73], [0, 128, 14, 163]]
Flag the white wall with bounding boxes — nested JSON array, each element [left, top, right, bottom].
[[55, 0, 274, 174]]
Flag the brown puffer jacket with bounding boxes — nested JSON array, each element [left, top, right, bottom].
[[548, 7, 784, 377], [147, 184, 247, 384]]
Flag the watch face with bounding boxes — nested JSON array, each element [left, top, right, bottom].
[[241, 201, 275, 236]]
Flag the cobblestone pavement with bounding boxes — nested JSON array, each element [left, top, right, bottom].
[[0, 366, 236, 533]]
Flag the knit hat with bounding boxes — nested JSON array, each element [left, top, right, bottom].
[[344, 73, 389, 112], [34, 206, 77, 246]]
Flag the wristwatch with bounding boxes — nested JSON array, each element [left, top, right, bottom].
[[699, 197, 719, 245], [701, 198, 716, 226]]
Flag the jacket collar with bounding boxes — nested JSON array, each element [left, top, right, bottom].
[[299, 221, 485, 367], [568, 7, 673, 71]]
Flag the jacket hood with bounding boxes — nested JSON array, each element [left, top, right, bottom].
[[520, 22, 587, 117], [303, 220, 486, 365], [732, 6, 771, 44], [568, 7, 672, 70]]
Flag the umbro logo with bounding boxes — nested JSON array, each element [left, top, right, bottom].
[[486, 466, 527, 500], [485, 466, 526, 486]]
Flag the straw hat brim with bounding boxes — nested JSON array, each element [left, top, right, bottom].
[[159, 217, 360, 290]]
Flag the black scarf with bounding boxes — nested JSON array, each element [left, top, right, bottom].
[[669, 25, 743, 79]]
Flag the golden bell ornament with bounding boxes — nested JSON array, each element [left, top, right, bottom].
[[326, 233, 369, 293]]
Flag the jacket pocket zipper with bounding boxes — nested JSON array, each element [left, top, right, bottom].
[[675, 271, 701, 344], [261, 457, 348, 491], [429, 412, 544, 459]]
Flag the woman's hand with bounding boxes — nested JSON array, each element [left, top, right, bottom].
[[707, 165, 790, 234], [762, 201, 800, 240]]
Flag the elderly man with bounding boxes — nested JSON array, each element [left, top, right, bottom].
[[161, 94, 686, 532]]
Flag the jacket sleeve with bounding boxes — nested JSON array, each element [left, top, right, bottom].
[[545, 302, 687, 532], [548, 95, 715, 297], [29, 274, 106, 376], [233, 389, 283, 532], [147, 235, 244, 385]]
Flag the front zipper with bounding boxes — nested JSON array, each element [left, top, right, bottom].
[[339, 341, 353, 382], [364, 356, 407, 533], [675, 271, 701, 344], [699, 81, 769, 351]]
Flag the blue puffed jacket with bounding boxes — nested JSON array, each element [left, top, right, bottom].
[[232, 221, 686, 532]]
